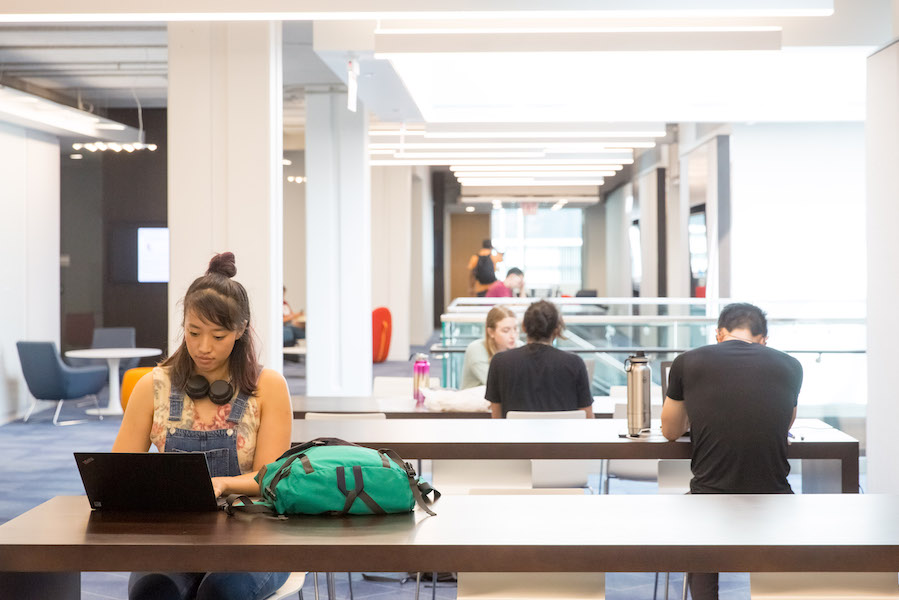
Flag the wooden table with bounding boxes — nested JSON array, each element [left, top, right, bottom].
[[1, 493, 897, 598], [291, 418, 860, 493], [65, 347, 162, 416], [291, 395, 619, 419]]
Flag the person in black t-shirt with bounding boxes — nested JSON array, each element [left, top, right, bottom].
[[661, 302, 803, 600], [486, 300, 594, 419]]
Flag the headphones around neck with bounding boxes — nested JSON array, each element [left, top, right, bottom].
[[185, 375, 234, 406]]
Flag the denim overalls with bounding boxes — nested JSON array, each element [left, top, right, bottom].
[[129, 385, 289, 600], [163, 386, 249, 477]]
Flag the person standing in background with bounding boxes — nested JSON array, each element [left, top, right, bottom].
[[468, 239, 503, 297]]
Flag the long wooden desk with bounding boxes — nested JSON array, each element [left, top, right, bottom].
[[291, 395, 619, 419], [1, 494, 897, 578], [290, 418, 860, 493]]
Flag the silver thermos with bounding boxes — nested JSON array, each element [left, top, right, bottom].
[[625, 352, 651, 436]]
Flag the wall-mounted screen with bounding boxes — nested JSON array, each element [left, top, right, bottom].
[[137, 227, 169, 283]]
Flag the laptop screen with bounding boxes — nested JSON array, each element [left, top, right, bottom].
[[75, 452, 219, 512]]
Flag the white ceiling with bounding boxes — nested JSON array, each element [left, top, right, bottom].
[[0, 0, 890, 192]]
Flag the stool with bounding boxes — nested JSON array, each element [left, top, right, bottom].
[[267, 572, 306, 599], [751, 572, 899, 599], [121, 367, 154, 411]]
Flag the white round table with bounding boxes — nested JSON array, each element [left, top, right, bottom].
[[65, 347, 162, 416]]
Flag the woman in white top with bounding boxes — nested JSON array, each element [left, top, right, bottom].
[[461, 305, 519, 389]]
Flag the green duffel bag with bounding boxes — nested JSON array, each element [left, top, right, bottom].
[[226, 437, 439, 517]]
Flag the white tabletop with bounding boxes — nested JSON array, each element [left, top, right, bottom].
[[65, 347, 161, 360]]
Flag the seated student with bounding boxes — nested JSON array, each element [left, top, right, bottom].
[[486, 299, 594, 418], [113, 252, 293, 600], [282, 285, 305, 346], [461, 305, 519, 389], [485, 267, 527, 298]]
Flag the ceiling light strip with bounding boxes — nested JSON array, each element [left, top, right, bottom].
[[369, 141, 653, 150], [374, 29, 781, 53], [372, 158, 634, 166], [450, 164, 623, 171], [453, 171, 617, 178]]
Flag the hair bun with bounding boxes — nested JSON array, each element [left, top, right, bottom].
[[207, 252, 237, 278]]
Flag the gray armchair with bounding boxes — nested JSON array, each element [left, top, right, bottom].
[[17, 341, 107, 426]]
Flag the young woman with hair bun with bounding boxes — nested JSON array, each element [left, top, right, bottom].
[[485, 299, 594, 419], [113, 252, 292, 600]]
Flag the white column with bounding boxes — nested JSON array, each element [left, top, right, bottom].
[[167, 22, 283, 370], [304, 90, 372, 395], [0, 125, 60, 420], [866, 39, 899, 493], [371, 166, 412, 361]]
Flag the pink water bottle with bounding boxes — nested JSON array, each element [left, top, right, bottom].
[[412, 353, 430, 406]]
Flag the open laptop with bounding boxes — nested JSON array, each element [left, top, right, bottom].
[[75, 452, 220, 511]]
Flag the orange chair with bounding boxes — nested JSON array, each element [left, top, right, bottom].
[[372, 307, 392, 363], [121, 367, 153, 411]]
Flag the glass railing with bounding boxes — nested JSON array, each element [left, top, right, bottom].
[[434, 297, 866, 413]]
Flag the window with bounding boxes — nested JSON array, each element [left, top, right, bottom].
[[491, 206, 583, 295]]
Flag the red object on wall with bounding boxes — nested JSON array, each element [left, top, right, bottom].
[[372, 307, 392, 363]]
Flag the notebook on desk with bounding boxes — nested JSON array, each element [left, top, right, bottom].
[[74, 452, 220, 512]]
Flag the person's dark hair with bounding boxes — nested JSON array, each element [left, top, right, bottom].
[[522, 300, 564, 342], [161, 252, 261, 396], [717, 302, 768, 337], [482, 239, 493, 249], [506, 267, 524, 277]]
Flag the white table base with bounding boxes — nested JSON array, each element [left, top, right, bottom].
[[86, 357, 123, 416]]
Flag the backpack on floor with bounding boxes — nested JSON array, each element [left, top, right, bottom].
[[225, 438, 439, 517], [473, 253, 497, 285]]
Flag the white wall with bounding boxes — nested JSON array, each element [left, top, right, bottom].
[[0, 123, 61, 421], [371, 166, 413, 360], [409, 167, 435, 346], [582, 202, 606, 296], [635, 167, 660, 298], [867, 41, 899, 493], [604, 183, 633, 297], [729, 123, 866, 302]]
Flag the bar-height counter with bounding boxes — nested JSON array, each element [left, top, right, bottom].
[[290, 418, 859, 493]]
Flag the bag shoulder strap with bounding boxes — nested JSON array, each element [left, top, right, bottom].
[[379, 448, 440, 516], [223, 494, 284, 519]]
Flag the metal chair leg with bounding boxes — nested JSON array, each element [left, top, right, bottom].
[[347, 572, 353, 599], [683, 573, 689, 600], [414, 572, 421, 600], [653, 572, 659, 600], [52, 400, 87, 426], [665, 572, 670, 600], [313, 573, 320, 600], [22, 398, 38, 422], [326, 572, 336, 600], [91, 394, 103, 420], [431, 572, 437, 600]]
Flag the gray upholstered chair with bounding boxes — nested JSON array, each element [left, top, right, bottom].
[[17, 341, 107, 426]]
